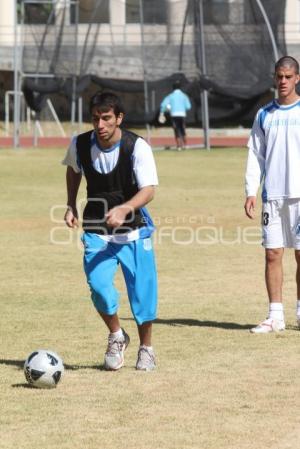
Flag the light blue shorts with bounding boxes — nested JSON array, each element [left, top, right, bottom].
[[82, 232, 158, 325]]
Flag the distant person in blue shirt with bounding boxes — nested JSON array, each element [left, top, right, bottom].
[[159, 80, 192, 151]]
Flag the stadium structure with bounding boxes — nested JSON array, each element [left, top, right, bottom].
[[0, 0, 298, 146]]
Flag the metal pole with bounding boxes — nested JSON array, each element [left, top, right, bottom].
[[198, 0, 210, 150], [5, 91, 10, 136], [33, 112, 38, 147], [26, 107, 31, 131], [139, 0, 151, 144], [71, 0, 79, 125], [78, 96, 83, 132], [13, 0, 21, 148], [255, 0, 279, 62], [47, 98, 66, 137]]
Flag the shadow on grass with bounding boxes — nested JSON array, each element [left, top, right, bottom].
[[122, 317, 254, 330], [286, 324, 299, 331], [0, 359, 106, 371]]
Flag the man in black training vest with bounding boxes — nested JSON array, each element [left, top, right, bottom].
[[62, 92, 158, 371]]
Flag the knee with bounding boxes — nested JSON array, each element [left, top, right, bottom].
[[91, 290, 118, 315], [88, 278, 111, 299], [89, 281, 119, 315], [265, 248, 283, 264], [295, 250, 300, 265]]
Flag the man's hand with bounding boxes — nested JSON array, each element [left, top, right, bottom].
[[158, 112, 166, 124], [244, 196, 256, 219], [64, 206, 79, 228], [105, 205, 133, 228], [105, 186, 155, 228]]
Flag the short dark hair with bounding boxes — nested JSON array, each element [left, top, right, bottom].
[[89, 91, 125, 116], [173, 80, 181, 90], [275, 56, 299, 74]]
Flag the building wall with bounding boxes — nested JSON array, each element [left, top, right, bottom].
[[0, 0, 14, 70], [285, 0, 300, 60], [0, 0, 299, 108], [1, 1, 299, 74]]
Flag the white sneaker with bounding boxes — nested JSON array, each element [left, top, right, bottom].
[[104, 328, 130, 370], [250, 318, 285, 334], [136, 346, 156, 371]]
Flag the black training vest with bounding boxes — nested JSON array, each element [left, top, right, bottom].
[[76, 129, 144, 235]]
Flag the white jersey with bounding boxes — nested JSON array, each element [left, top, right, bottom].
[[62, 131, 158, 188], [62, 131, 158, 242], [245, 98, 300, 201]]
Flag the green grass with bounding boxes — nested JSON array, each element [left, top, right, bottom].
[[1, 146, 300, 449]]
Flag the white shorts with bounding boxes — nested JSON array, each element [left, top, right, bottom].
[[262, 199, 300, 249]]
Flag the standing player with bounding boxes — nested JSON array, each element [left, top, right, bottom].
[[244, 56, 300, 333], [159, 80, 191, 151], [63, 92, 158, 370]]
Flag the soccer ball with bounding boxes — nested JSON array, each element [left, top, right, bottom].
[[24, 349, 64, 389]]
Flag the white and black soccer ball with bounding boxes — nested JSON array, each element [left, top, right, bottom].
[[24, 349, 64, 389]]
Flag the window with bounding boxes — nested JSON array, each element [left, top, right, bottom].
[[126, 0, 167, 24], [70, 0, 109, 24], [18, 0, 55, 25]]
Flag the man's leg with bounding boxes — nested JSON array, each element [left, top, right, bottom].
[[180, 119, 187, 149], [137, 321, 152, 347], [265, 248, 284, 301], [178, 136, 185, 149], [265, 248, 285, 326], [250, 247, 285, 333], [99, 312, 121, 333], [295, 250, 300, 298], [118, 239, 157, 370], [172, 118, 182, 150], [136, 321, 156, 371], [98, 312, 130, 370], [294, 250, 300, 325], [177, 118, 186, 150], [175, 136, 182, 149], [82, 233, 130, 370], [102, 319, 130, 371]]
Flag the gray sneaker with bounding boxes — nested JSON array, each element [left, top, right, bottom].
[[104, 328, 130, 371], [136, 346, 156, 371]]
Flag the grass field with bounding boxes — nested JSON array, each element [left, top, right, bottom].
[[1, 146, 300, 449]]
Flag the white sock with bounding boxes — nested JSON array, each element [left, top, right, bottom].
[[110, 328, 123, 339], [296, 300, 300, 317], [268, 302, 284, 321], [140, 345, 153, 351]]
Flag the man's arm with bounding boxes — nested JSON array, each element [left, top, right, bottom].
[[64, 166, 82, 228], [160, 94, 171, 113], [244, 148, 264, 220], [105, 186, 155, 228], [244, 196, 257, 219], [244, 113, 266, 219]]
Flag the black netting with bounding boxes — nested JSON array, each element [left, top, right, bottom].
[[20, 0, 286, 126]]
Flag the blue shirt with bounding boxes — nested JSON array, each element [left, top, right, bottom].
[[160, 89, 191, 117]]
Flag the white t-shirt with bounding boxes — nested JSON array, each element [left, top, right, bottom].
[[245, 99, 300, 201], [62, 131, 158, 242]]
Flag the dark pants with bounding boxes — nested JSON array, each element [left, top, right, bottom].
[[171, 117, 186, 139]]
